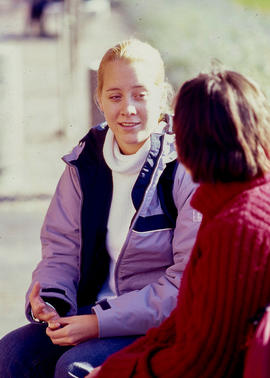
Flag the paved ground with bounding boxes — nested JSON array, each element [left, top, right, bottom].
[[0, 1, 131, 338]]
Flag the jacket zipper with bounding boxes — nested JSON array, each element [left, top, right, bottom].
[[113, 134, 166, 295]]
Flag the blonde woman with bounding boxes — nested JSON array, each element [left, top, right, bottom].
[[0, 39, 199, 378]]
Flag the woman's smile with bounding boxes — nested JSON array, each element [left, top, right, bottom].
[[118, 121, 141, 129]]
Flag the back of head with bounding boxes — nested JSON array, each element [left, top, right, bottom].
[[174, 69, 270, 183]]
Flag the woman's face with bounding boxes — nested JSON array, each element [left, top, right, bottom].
[[98, 59, 163, 155]]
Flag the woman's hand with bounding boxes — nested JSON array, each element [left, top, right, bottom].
[[85, 366, 101, 377], [29, 281, 60, 324], [46, 314, 99, 346]]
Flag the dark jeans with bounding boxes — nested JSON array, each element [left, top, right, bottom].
[[0, 323, 138, 378]]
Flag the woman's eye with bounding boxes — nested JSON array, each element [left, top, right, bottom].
[[109, 95, 121, 101], [134, 92, 147, 99]]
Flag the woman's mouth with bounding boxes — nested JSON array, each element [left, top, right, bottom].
[[118, 122, 140, 128]]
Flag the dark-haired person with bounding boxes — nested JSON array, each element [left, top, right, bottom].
[[86, 69, 270, 377]]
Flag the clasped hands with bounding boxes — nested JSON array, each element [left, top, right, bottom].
[[29, 282, 99, 346]]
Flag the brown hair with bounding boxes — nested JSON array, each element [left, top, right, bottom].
[[173, 70, 270, 183], [97, 39, 173, 116]]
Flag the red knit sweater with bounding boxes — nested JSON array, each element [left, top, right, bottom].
[[98, 174, 270, 378]]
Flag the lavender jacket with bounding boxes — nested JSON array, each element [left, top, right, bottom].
[[25, 123, 200, 337]]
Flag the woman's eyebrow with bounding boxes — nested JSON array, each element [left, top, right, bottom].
[[106, 85, 147, 92], [105, 88, 121, 92]]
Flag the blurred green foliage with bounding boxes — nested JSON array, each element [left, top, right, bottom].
[[235, 0, 270, 12], [120, 0, 270, 97]]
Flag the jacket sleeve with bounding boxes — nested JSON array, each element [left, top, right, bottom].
[[25, 164, 82, 321], [93, 164, 201, 337]]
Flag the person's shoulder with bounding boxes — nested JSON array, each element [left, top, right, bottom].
[[80, 122, 108, 144], [78, 122, 109, 158], [215, 187, 270, 234], [61, 123, 108, 165], [174, 162, 198, 192]]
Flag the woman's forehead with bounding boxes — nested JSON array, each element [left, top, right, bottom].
[[102, 60, 162, 90]]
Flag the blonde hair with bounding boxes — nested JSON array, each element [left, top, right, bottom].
[[97, 39, 173, 116]]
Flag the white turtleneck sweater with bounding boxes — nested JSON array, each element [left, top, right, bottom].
[[98, 128, 150, 298]]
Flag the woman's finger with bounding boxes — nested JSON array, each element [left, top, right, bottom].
[[29, 282, 41, 302]]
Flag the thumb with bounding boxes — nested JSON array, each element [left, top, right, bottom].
[[29, 281, 41, 301], [48, 316, 69, 329], [47, 321, 61, 330]]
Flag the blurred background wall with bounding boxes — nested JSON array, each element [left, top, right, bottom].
[[0, 0, 269, 338]]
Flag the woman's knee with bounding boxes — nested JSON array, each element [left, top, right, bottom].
[[0, 324, 46, 376], [54, 336, 139, 378], [0, 324, 43, 359], [54, 339, 106, 378], [0, 323, 63, 378], [55, 355, 93, 378]]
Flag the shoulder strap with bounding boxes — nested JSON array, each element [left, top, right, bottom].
[[157, 159, 178, 228]]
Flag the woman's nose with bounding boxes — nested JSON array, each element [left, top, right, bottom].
[[121, 99, 137, 115]]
